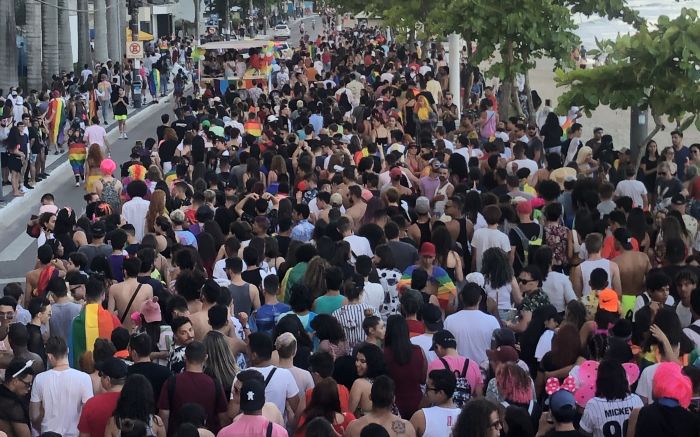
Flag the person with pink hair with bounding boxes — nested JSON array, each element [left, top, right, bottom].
[[495, 363, 538, 420], [93, 158, 123, 215], [627, 362, 700, 436]]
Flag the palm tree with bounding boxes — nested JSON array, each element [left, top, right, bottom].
[[106, 0, 120, 63], [93, 0, 109, 64], [58, 0, 73, 73], [42, 0, 59, 85], [77, 0, 91, 69], [25, 0, 43, 91], [0, 0, 18, 94]]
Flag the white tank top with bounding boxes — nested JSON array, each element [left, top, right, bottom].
[[485, 281, 513, 310], [580, 258, 611, 297], [422, 406, 461, 437]]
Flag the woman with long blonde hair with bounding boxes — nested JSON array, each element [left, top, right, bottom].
[[203, 330, 239, 399], [145, 189, 168, 233], [84, 143, 104, 192]]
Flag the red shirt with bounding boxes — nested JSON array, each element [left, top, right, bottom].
[[601, 234, 639, 259], [305, 383, 351, 413], [406, 319, 426, 338], [77, 391, 121, 437], [157, 371, 228, 434]]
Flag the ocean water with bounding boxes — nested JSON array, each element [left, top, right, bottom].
[[575, 0, 700, 48]]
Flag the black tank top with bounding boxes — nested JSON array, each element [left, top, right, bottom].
[[417, 220, 432, 247]]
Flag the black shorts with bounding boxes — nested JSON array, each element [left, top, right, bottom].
[[7, 154, 22, 173]]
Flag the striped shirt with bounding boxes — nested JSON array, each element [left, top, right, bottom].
[[580, 394, 643, 437], [332, 303, 378, 349]]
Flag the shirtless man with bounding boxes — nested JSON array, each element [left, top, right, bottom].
[[189, 280, 220, 341], [345, 185, 367, 231], [612, 228, 651, 317], [107, 258, 153, 331], [25, 244, 66, 306], [571, 233, 622, 298], [343, 375, 416, 437], [208, 304, 246, 358]]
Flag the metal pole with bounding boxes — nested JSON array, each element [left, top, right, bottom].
[[448, 32, 461, 119], [130, 0, 143, 108]]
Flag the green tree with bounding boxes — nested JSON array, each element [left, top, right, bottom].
[[555, 8, 700, 168]]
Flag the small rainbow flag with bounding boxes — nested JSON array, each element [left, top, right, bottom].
[[47, 97, 66, 145], [70, 303, 121, 368], [397, 265, 457, 311], [245, 120, 262, 137]]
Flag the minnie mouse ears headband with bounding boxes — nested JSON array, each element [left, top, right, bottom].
[[545, 376, 576, 396]]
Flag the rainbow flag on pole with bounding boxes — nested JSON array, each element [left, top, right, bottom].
[[69, 303, 121, 368]]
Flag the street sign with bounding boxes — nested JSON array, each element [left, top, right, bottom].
[[126, 41, 144, 59]]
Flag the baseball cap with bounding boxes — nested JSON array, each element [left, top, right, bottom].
[[419, 242, 436, 257], [486, 345, 519, 363], [361, 189, 374, 202], [613, 228, 633, 251], [491, 328, 516, 348], [330, 193, 343, 206], [598, 289, 620, 313], [672, 194, 686, 205], [415, 196, 430, 214], [430, 329, 457, 351], [465, 272, 485, 287], [422, 304, 443, 331], [549, 389, 577, 420], [240, 379, 266, 412], [390, 167, 402, 179], [140, 297, 162, 323], [201, 120, 211, 128], [98, 357, 128, 379], [91, 221, 106, 238], [516, 200, 532, 215]]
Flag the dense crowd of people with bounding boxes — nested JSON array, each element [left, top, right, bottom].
[[1, 16, 700, 437]]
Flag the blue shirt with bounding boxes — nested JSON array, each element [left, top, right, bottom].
[[254, 302, 291, 334], [290, 219, 314, 242], [309, 114, 324, 135], [675, 145, 690, 180]]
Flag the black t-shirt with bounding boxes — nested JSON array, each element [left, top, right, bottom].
[[508, 222, 543, 275], [543, 431, 587, 437], [128, 361, 172, 408], [171, 121, 188, 141], [158, 140, 178, 163], [156, 124, 168, 142], [634, 403, 700, 437]]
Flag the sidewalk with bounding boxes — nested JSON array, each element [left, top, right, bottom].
[[0, 98, 153, 205]]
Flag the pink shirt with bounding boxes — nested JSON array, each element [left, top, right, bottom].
[[427, 355, 483, 393], [216, 415, 288, 437]]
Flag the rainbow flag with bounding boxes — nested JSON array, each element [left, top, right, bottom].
[[47, 97, 66, 145], [245, 120, 262, 137], [68, 142, 87, 176], [149, 69, 160, 97], [397, 265, 457, 310], [70, 303, 121, 368]]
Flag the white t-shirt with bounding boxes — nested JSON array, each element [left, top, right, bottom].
[[233, 365, 299, 414], [453, 147, 483, 162], [410, 333, 437, 363], [615, 180, 647, 208], [344, 235, 373, 263], [84, 124, 107, 149], [542, 271, 577, 312], [362, 281, 385, 312], [30, 368, 93, 437], [534, 330, 554, 362], [444, 310, 500, 363], [471, 228, 511, 271], [507, 158, 539, 178], [683, 320, 700, 349], [632, 293, 675, 321], [635, 363, 659, 402], [580, 394, 643, 437]]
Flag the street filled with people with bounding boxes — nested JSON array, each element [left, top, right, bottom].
[[1, 11, 700, 437]]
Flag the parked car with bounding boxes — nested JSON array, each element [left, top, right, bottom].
[[274, 24, 291, 39]]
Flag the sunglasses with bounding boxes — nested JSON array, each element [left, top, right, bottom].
[[517, 277, 537, 284]]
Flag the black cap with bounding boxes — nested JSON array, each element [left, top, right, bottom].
[[491, 328, 516, 348], [430, 329, 457, 351], [98, 357, 128, 379], [613, 227, 633, 251], [672, 194, 687, 206], [421, 303, 443, 331], [240, 379, 266, 412]]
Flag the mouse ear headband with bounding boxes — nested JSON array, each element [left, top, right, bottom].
[[545, 376, 576, 395]]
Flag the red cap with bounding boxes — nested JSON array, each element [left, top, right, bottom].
[[390, 167, 402, 179], [419, 242, 436, 257]]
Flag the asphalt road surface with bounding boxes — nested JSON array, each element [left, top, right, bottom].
[[0, 15, 319, 287]]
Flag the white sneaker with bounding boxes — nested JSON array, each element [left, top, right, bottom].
[[123, 133, 128, 139], [75, 181, 80, 187]]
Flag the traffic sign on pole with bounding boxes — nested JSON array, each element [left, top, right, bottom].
[[126, 41, 144, 59]]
